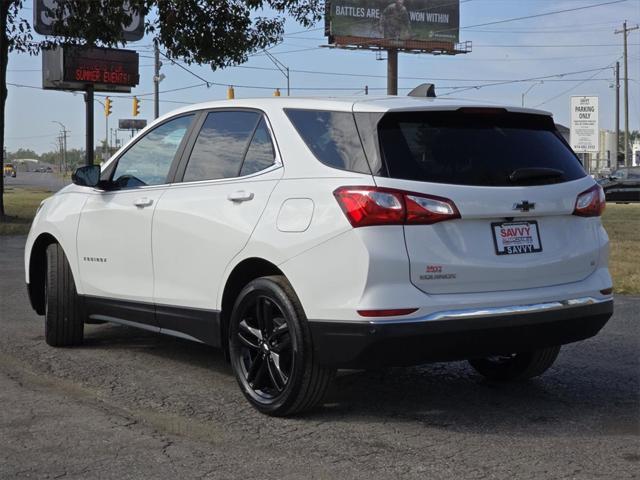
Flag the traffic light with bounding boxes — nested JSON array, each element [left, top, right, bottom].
[[104, 97, 112, 117], [273, 88, 281, 97], [133, 96, 140, 116], [227, 86, 235, 100]]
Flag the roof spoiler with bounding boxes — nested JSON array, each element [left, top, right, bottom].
[[408, 83, 436, 98]]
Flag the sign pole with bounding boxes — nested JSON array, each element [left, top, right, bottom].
[[85, 85, 94, 166], [387, 48, 398, 96]]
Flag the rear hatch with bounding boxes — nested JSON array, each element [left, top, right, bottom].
[[365, 108, 601, 294]]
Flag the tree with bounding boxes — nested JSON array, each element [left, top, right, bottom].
[[0, 0, 323, 220], [1, 0, 35, 219], [8, 148, 38, 160]]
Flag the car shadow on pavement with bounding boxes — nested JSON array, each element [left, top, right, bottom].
[[80, 322, 639, 437], [81, 323, 231, 376]]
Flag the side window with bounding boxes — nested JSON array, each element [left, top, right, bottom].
[[284, 109, 371, 174], [240, 118, 276, 176], [112, 115, 194, 188], [183, 111, 260, 182]]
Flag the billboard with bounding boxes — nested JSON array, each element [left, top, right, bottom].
[[327, 0, 459, 48], [570, 96, 599, 154]]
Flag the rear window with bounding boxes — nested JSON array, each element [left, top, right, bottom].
[[377, 110, 586, 186]]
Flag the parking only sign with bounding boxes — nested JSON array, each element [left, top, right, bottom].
[[570, 96, 599, 153]]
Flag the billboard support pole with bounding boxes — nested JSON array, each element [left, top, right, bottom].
[[85, 85, 94, 166], [387, 48, 398, 95]]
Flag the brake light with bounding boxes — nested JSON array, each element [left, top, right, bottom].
[[573, 184, 605, 217], [334, 186, 460, 227]]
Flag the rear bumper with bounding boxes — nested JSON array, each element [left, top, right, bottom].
[[308, 297, 613, 368]]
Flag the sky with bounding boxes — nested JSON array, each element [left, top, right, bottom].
[[4, 0, 640, 154]]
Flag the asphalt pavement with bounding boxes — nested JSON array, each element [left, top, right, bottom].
[[4, 172, 70, 192], [0, 234, 638, 479]]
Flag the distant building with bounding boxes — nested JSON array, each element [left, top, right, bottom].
[[597, 130, 618, 172], [13, 158, 39, 172]]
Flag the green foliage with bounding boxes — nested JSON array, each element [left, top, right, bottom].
[[29, 1, 324, 68], [7, 148, 38, 160], [3, 0, 36, 55]]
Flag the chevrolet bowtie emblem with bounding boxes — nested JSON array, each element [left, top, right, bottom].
[[513, 201, 535, 212]]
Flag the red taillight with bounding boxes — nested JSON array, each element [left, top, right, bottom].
[[573, 184, 605, 217], [333, 187, 404, 227], [357, 308, 418, 317], [333, 186, 460, 228]]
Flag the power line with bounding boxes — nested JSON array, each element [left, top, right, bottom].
[[439, 63, 616, 97], [232, 64, 617, 83], [159, 51, 212, 87], [533, 59, 621, 107], [460, 0, 628, 30]]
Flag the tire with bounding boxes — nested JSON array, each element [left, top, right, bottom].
[[228, 275, 335, 416], [44, 243, 84, 347], [468, 346, 561, 382]]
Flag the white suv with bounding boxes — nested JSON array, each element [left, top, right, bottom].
[[25, 97, 613, 416]]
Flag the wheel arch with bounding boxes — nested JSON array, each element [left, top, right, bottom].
[[27, 232, 61, 315], [219, 257, 286, 359]]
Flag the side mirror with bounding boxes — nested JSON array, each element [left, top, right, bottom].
[[72, 165, 101, 187]]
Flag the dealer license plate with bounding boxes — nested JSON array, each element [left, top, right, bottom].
[[491, 221, 543, 255]]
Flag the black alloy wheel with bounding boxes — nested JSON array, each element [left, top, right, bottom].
[[235, 294, 293, 399], [229, 276, 334, 416]]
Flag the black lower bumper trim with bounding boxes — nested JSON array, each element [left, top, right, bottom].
[[309, 300, 613, 368]]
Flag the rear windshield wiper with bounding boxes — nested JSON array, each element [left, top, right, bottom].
[[509, 167, 565, 184]]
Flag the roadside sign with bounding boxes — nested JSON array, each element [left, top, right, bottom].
[[42, 46, 139, 93], [570, 96, 599, 153], [118, 119, 147, 130], [33, 0, 144, 42]]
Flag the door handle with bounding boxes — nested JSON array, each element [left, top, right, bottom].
[[227, 190, 254, 203], [133, 197, 154, 208]]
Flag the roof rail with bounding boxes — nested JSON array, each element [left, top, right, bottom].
[[408, 83, 436, 98]]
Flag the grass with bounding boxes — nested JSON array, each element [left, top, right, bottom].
[[0, 187, 638, 293], [0, 187, 51, 236], [601, 203, 640, 295]]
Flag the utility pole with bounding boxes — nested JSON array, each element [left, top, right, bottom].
[[52, 121, 68, 173], [387, 48, 398, 95], [615, 61, 620, 167], [615, 21, 639, 167], [154, 43, 161, 119], [57, 133, 63, 174]]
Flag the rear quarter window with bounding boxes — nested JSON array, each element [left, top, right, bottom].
[[284, 109, 372, 174]]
